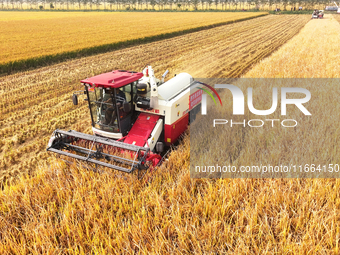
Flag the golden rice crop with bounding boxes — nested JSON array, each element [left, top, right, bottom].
[[191, 14, 340, 174], [245, 14, 340, 78], [0, 11, 266, 65], [0, 16, 330, 254], [1, 133, 340, 253], [0, 15, 320, 254], [0, 15, 308, 184], [332, 13, 340, 24], [187, 13, 340, 252]]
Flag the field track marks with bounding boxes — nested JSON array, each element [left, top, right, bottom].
[[191, 14, 340, 177], [245, 14, 340, 78], [0, 12, 266, 74]]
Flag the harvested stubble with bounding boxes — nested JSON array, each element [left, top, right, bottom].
[[245, 14, 340, 78], [189, 13, 340, 252], [0, 15, 316, 253], [191, 14, 340, 174], [0, 11, 266, 70], [2, 136, 340, 254], [332, 13, 340, 25], [0, 14, 309, 184]]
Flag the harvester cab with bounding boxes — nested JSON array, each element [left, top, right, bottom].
[[312, 9, 325, 18], [312, 9, 320, 18], [47, 66, 202, 178], [84, 73, 142, 139], [318, 10, 324, 18]]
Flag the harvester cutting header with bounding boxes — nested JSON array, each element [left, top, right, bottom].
[[47, 66, 202, 178]]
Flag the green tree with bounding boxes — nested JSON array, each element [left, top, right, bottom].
[[95, 0, 101, 10], [206, 0, 212, 9], [191, 0, 198, 9], [214, 0, 219, 9], [268, 0, 274, 10], [82, 0, 88, 9], [150, 0, 156, 9]]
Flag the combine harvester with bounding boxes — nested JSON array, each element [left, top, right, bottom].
[[311, 9, 324, 19], [47, 66, 203, 178]]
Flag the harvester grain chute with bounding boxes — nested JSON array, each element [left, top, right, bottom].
[[333, 2, 340, 13], [47, 66, 202, 178]]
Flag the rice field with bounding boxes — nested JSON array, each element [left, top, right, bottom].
[[187, 13, 340, 251], [0, 11, 266, 66], [190, 14, 340, 177], [0, 15, 309, 185], [1, 13, 339, 254], [245, 14, 340, 78], [332, 13, 340, 24]]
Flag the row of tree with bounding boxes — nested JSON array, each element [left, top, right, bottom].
[[0, 0, 333, 11]]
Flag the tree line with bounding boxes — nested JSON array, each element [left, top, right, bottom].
[[0, 0, 335, 11]]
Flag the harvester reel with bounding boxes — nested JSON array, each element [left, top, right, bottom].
[[47, 130, 157, 179]]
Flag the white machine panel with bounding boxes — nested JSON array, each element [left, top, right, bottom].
[[158, 73, 192, 101], [146, 119, 163, 151]]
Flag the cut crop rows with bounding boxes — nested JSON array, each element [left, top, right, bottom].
[[0, 11, 266, 74], [333, 13, 340, 24], [0, 14, 309, 185], [3, 14, 340, 255], [182, 14, 340, 252]]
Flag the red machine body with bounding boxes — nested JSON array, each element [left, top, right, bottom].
[[81, 70, 143, 88], [47, 66, 202, 178]]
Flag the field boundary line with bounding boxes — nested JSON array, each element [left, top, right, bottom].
[[0, 13, 267, 76]]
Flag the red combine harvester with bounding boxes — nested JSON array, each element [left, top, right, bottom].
[[47, 66, 202, 178]]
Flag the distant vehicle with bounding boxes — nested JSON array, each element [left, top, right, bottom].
[[312, 9, 324, 19], [47, 66, 202, 178], [325, 6, 338, 11]]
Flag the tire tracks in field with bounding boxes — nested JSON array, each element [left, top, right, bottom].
[[173, 15, 309, 78]]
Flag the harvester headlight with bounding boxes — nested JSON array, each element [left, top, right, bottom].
[[136, 83, 148, 95]]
